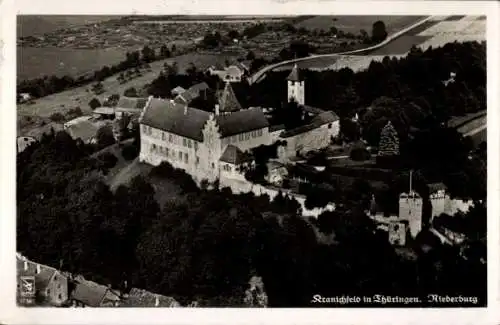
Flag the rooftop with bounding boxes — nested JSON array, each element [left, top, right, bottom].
[[287, 64, 301, 82], [116, 97, 149, 110]]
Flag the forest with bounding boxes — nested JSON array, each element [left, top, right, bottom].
[[17, 130, 486, 307], [17, 41, 487, 307]]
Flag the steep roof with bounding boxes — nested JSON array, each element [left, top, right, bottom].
[[312, 111, 339, 125], [141, 98, 210, 142], [120, 288, 180, 307], [66, 120, 100, 143], [220, 145, 246, 164], [287, 64, 301, 82], [218, 82, 242, 113], [216, 108, 269, 137], [16, 256, 61, 292], [71, 280, 109, 307], [174, 82, 209, 105], [117, 97, 148, 110], [171, 86, 186, 95], [141, 99, 268, 141]]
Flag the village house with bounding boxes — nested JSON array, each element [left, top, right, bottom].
[[17, 136, 37, 153], [70, 276, 121, 307], [16, 254, 69, 306], [115, 96, 149, 120], [119, 288, 180, 307], [208, 63, 247, 83], [173, 82, 210, 105], [265, 161, 289, 186]]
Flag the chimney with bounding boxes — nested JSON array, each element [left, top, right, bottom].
[[215, 104, 220, 116], [155, 296, 160, 307], [36, 264, 41, 274]]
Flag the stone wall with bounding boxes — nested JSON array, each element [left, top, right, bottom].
[[219, 176, 335, 218]]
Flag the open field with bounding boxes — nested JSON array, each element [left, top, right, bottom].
[[18, 46, 129, 80], [416, 16, 486, 50], [295, 16, 426, 34], [17, 15, 121, 37], [17, 52, 238, 134]]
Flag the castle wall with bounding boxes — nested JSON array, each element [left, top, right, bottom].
[[280, 125, 336, 157]]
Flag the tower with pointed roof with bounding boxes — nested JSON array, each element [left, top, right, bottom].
[[287, 63, 305, 105], [215, 82, 243, 115]]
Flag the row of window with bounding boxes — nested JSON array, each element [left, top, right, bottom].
[[143, 125, 199, 150], [222, 164, 233, 172], [150, 143, 200, 165], [222, 129, 263, 146]]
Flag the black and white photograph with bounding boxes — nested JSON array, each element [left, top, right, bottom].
[[1, 0, 498, 323]]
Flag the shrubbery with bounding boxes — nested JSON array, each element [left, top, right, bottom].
[[121, 144, 139, 161]]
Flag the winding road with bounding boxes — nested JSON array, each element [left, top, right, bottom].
[[249, 16, 433, 84]]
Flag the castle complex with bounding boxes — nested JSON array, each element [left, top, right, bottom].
[[139, 66, 340, 183]]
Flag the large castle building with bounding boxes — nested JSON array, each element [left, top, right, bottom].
[[139, 66, 340, 183], [139, 82, 271, 182]]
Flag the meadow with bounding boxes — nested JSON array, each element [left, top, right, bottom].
[[294, 16, 426, 34], [17, 47, 129, 81]]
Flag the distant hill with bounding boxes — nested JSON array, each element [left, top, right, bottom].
[[17, 15, 121, 37]]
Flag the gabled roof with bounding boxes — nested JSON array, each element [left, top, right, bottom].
[[174, 82, 209, 105], [141, 98, 210, 142], [218, 82, 242, 113], [120, 288, 180, 307], [71, 280, 109, 307], [66, 120, 100, 142], [225, 65, 244, 77], [220, 145, 247, 165], [171, 86, 186, 95], [312, 111, 339, 125], [141, 99, 269, 141], [216, 108, 269, 137], [116, 97, 148, 110], [287, 64, 301, 82], [16, 256, 61, 292]]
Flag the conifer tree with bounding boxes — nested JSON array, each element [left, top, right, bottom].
[[378, 121, 400, 156]]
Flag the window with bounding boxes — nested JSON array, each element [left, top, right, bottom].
[[151, 144, 157, 152], [194, 142, 198, 150], [238, 134, 244, 141], [196, 156, 200, 164], [183, 138, 187, 147], [58, 294, 62, 300], [251, 131, 256, 138], [232, 136, 237, 143], [328, 123, 332, 129], [169, 134, 173, 142], [258, 129, 263, 136], [245, 133, 250, 140], [188, 140, 192, 148], [179, 151, 182, 160], [162, 132, 166, 141], [211, 162, 215, 169], [184, 153, 188, 164], [165, 148, 169, 157], [47, 289, 51, 295], [171, 150, 176, 159]]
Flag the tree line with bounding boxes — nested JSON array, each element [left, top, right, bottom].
[[17, 129, 486, 307], [18, 44, 180, 100]]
